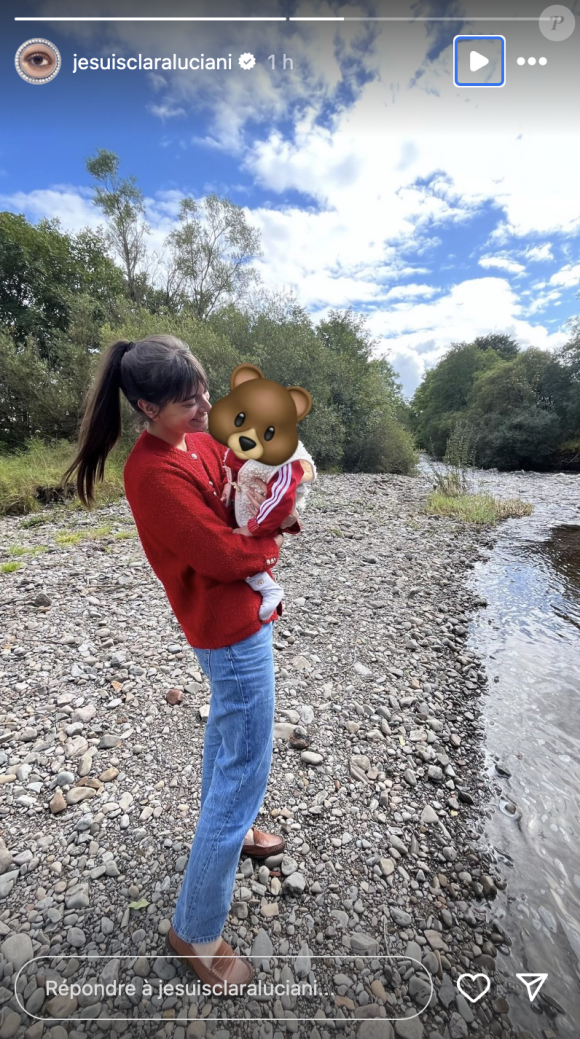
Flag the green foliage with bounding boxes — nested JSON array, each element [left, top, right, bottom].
[[443, 420, 476, 469], [471, 333, 519, 360], [412, 341, 505, 456], [85, 149, 150, 301], [0, 330, 90, 448], [0, 212, 125, 360], [413, 331, 580, 471], [346, 408, 417, 474]]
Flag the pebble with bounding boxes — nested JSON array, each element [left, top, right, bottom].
[[395, 1018, 424, 1039], [0, 472, 517, 1039], [282, 872, 306, 895], [66, 926, 86, 948], [420, 804, 439, 824], [0, 1013, 22, 1039], [300, 750, 323, 765], [0, 933, 33, 972]]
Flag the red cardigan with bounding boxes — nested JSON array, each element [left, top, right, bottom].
[[123, 431, 281, 649]]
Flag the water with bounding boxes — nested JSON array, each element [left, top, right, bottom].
[[465, 467, 580, 1036]]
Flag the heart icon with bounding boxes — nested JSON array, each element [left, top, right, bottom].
[[456, 973, 491, 1003]]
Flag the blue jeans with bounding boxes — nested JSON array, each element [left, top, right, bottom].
[[172, 622, 275, 943]]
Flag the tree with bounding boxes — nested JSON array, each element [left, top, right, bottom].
[[461, 349, 569, 469], [166, 195, 262, 320], [0, 212, 125, 363], [316, 309, 416, 473], [85, 149, 150, 301], [472, 333, 519, 359], [411, 341, 505, 456]]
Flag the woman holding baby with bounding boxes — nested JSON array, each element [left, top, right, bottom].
[[65, 334, 287, 994]]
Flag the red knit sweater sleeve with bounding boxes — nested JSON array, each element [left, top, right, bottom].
[[247, 460, 303, 537], [134, 463, 280, 583]]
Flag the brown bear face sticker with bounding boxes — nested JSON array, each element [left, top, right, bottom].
[[209, 364, 312, 466]]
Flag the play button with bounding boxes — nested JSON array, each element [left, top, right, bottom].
[[470, 50, 489, 72], [454, 35, 506, 86]]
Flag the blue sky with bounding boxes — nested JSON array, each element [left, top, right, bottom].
[[3, 0, 580, 396]]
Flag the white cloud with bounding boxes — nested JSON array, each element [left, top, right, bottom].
[[550, 263, 580, 288], [384, 284, 438, 301], [0, 189, 100, 233], [147, 102, 187, 121], [479, 256, 525, 274], [524, 243, 554, 262]]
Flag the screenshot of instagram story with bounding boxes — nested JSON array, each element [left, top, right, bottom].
[[1, 1, 579, 1038]]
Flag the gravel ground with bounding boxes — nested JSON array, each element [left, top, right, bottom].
[[0, 471, 527, 1039]]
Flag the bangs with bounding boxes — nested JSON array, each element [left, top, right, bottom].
[[165, 351, 208, 405]]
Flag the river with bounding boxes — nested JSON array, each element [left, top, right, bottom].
[[461, 466, 580, 1037]]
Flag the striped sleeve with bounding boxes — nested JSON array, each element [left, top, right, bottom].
[[247, 460, 303, 536]]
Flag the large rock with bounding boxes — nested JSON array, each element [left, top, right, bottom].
[[0, 871, 19, 899], [66, 787, 97, 805], [250, 927, 273, 969], [0, 839, 13, 876], [64, 735, 89, 758], [358, 1022, 394, 1038], [395, 1017, 424, 1039], [65, 883, 90, 909], [0, 1011, 23, 1038], [71, 704, 97, 724], [282, 872, 306, 895], [350, 932, 380, 956], [0, 933, 34, 972], [45, 994, 79, 1018]]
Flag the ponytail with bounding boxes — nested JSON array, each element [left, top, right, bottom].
[[63, 334, 207, 508], [63, 339, 133, 507]]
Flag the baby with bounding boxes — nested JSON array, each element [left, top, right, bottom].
[[209, 363, 316, 621], [223, 442, 316, 619]]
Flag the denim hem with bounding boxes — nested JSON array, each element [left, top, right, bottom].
[[171, 923, 223, 945]]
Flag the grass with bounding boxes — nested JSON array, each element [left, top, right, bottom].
[[21, 515, 48, 528], [55, 532, 84, 545], [1, 561, 22, 574], [426, 491, 533, 525], [0, 438, 127, 517], [431, 467, 472, 498], [55, 523, 112, 546], [7, 544, 47, 557]]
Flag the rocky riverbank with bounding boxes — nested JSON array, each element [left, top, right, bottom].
[[0, 472, 525, 1039]]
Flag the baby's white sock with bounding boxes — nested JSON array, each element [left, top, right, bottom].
[[246, 571, 284, 621]]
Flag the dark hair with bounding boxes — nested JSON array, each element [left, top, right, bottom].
[[63, 334, 208, 507]]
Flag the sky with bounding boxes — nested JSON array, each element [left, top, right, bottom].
[[3, 0, 580, 396]]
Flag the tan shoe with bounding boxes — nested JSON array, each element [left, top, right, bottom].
[[241, 827, 286, 858], [167, 926, 253, 995]]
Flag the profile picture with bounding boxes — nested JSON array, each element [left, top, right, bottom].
[[15, 38, 61, 85]]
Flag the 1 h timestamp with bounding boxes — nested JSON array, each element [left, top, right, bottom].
[[267, 55, 294, 70]]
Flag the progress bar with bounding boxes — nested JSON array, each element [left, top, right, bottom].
[[291, 15, 552, 20], [15, 15, 553, 21], [14, 16, 288, 21]]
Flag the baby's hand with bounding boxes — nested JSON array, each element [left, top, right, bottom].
[[233, 525, 252, 536], [246, 478, 268, 511]]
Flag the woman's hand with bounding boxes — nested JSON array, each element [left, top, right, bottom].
[[233, 525, 252, 536]]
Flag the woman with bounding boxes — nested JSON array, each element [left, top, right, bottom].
[[64, 334, 286, 994]]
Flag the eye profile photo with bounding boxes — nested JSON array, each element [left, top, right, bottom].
[[15, 38, 61, 84]]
